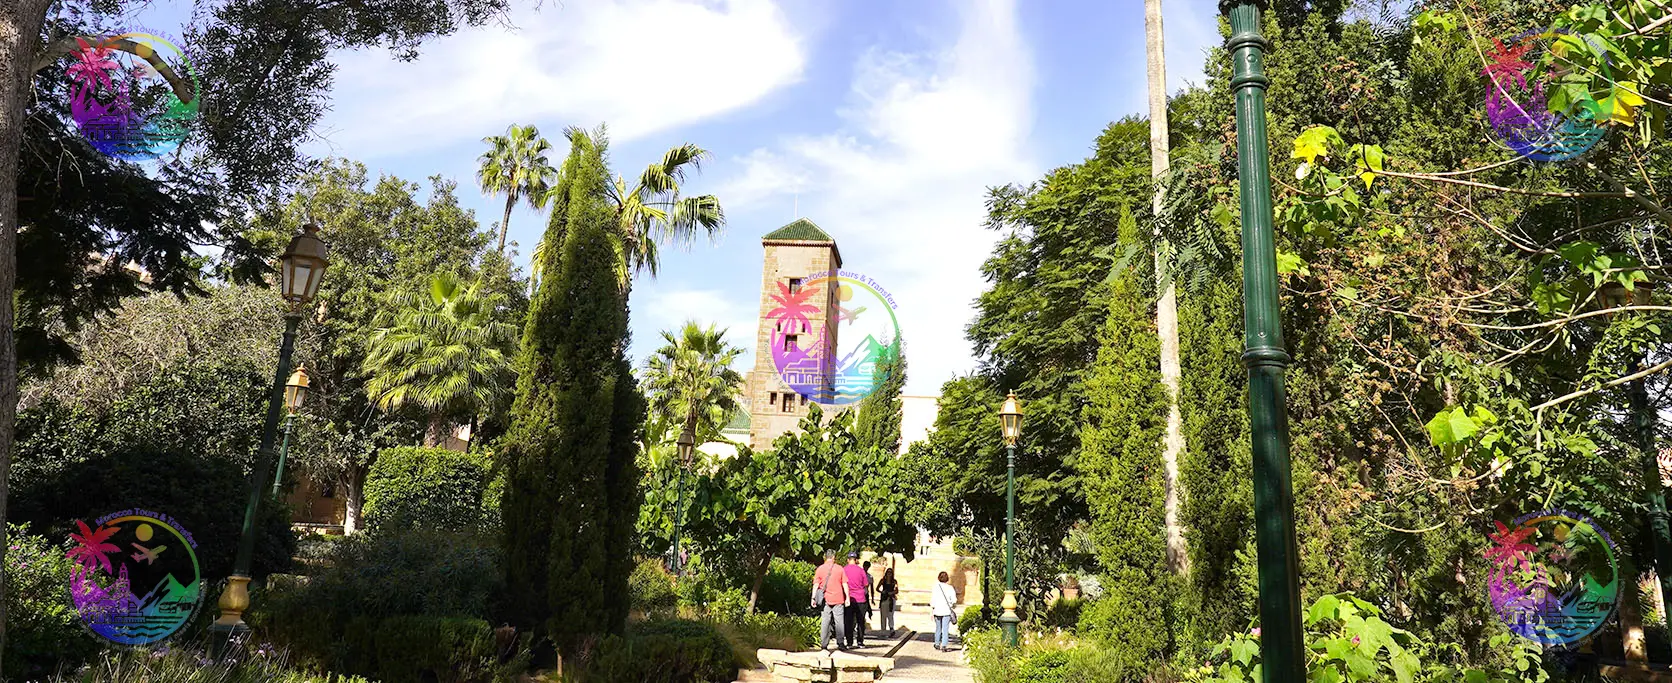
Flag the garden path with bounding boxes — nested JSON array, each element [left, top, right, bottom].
[[884, 632, 974, 683]]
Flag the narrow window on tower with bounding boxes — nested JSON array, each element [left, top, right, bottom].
[[783, 396, 796, 413], [788, 278, 803, 294], [769, 391, 778, 407], [784, 334, 799, 352]]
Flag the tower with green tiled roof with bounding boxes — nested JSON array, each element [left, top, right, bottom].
[[744, 218, 842, 450]]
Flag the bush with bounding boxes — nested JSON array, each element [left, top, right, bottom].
[[752, 558, 817, 617], [340, 615, 529, 683], [630, 558, 679, 620], [1041, 597, 1085, 632], [959, 605, 996, 633], [1014, 649, 1072, 683], [252, 530, 503, 671], [51, 646, 373, 682], [4, 524, 102, 677], [720, 613, 819, 666], [11, 363, 297, 580], [707, 588, 749, 626], [966, 630, 1133, 683], [579, 619, 738, 683], [363, 446, 500, 533]]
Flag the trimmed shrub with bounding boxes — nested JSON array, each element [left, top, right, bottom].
[[1014, 649, 1072, 683], [958, 605, 995, 634], [4, 524, 101, 677], [721, 613, 819, 665], [49, 646, 374, 682], [341, 615, 528, 683], [581, 619, 738, 683], [363, 446, 499, 533], [630, 558, 678, 619], [707, 588, 748, 625], [753, 558, 817, 617], [253, 530, 502, 671]]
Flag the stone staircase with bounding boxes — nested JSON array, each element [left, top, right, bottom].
[[862, 532, 982, 637]]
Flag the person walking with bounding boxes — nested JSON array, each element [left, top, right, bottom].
[[843, 551, 871, 647], [812, 549, 851, 651], [877, 567, 898, 635], [930, 571, 959, 652]]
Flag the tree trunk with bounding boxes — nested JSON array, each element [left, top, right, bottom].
[[0, 5, 52, 675], [1145, 0, 1189, 577], [1622, 571, 1647, 662], [498, 192, 515, 254], [425, 413, 450, 448], [747, 553, 774, 615], [342, 466, 366, 534]]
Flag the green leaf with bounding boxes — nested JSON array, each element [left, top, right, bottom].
[[1391, 650, 1420, 683], [1293, 126, 1344, 164], [1308, 594, 1341, 625], [1277, 250, 1311, 277], [1231, 637, 1259, 666]]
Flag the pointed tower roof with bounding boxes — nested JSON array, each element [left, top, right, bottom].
[[763, 218, 834, 242]]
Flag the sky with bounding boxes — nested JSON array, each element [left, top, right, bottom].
[[138, 0, 1224, 396]]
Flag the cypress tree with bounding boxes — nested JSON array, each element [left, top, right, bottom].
[[499, 131, 636, 648], [1075, 206, 1175, 667], [854, 347, 905, 454]]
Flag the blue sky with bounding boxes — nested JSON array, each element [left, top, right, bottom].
[[135, 0, 1223, 395]]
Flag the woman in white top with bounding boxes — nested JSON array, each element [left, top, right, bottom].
[[929, 571, 959, 651]]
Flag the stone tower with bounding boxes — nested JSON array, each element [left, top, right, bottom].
[[744, 218, 842, 451]]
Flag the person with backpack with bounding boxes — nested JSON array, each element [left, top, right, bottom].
[[930, 571, 959, 652], [811, 549, 851, 650]]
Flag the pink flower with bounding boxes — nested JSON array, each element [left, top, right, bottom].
[[1251, 627, 1261, 637], [1352, 635, 1361, 645]]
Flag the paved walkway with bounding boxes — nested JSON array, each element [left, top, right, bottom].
[[884, 631, 974, 683]]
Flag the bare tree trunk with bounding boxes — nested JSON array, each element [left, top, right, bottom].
[[1622, 571, 1647, 662], [497, 193, 515, 254], [0, 5, 51, 675], [747, 553, 774, 615], [1145, 0, 1189, 576], [342, 466, 366, 534], [425, 413, 449, 447]]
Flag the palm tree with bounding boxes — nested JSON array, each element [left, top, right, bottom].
[[477, 124, 557, 255], [1146, 0, 1189, 575], [362, 271, 519, 446], [533, 126, 724, 287], [67, 520, 118, 575], [765, 281, 820, 334], [642, 321, 745, 444]]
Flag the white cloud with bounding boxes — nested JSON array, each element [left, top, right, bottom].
[[718, 0, 1036, 396], [315, 0, 806, 158], [1162, 0, 1221, 93]]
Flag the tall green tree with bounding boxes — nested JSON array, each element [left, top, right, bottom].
[[477, 124, 557, 254], [641, 320, 744, 444], [362, 271, 518, 445], [683, 406, 918, 613], [533, 127, 725, 286], [854, 347, 905, 455], [499, 128, 641, 648]]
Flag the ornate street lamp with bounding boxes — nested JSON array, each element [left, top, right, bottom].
[[271, 366, 310, 497], [1603, 280, 1672, 635], [1223, 2, 1305, 678], [674, 424, 697, 577], [210, 224, 329, 655], [997, 391, 1023, 647]]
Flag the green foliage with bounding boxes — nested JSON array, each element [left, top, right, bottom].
[[361, 271, 519, 431], [641, 321, 745, 444], [578, 619, 738, 683], [341, 615, 530, 683], [1040, 597, 1086, 632], [363, 446, 501, 533], [752, 558, 818, 617], [855, 347, 906, 455], [477, 123, 558, 253], [959, 605, 996, 634], [11, 362, 295, 580], [49, 647, 374, 683], [498, 128, 642, 649], [725, 612, 819, 657], [630, 558, 679, 620], [253, 530, 502, 670], [680, 407, 919, 611], [3, 525, 100, 677], [965, 630, 1135, 683], [707, 588, 750, 626]]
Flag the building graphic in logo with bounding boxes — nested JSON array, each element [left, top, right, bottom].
[[66, 509, 202, 646], [764, 270, 900, 406], [1485, 509, 1618, 646], [62, 32, 199, 160], [1483, 28, 1612, 162]]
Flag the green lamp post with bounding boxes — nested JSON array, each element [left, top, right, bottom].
[[271, 366, 310, 498], [674, 424, 696, 577], [997, 391, 1024, 647], [1602, 280, 1672, 635], [209, 223, 329, 655], [1225, 2, 1305, 679]]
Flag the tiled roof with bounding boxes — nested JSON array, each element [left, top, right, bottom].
[[763, 218, 834, 242]]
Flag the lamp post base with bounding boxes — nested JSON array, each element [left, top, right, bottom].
[[998, 589, 1021, 647], [207, 575, 253, 659]]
